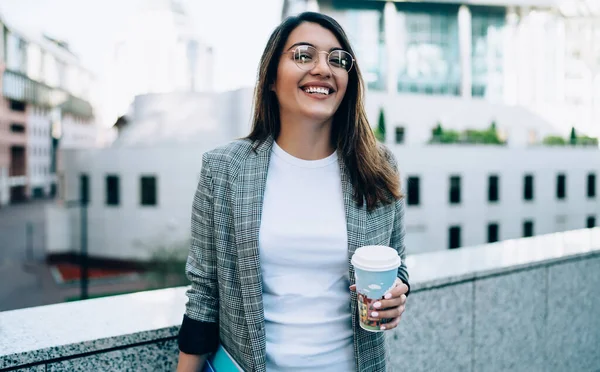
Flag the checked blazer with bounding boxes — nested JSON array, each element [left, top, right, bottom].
[[178, 135, 410, 372]]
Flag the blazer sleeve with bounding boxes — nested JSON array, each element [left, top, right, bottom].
[[178, 153, 220, 355], [391, 197, 410, 296], [381, 145, 411, 296]]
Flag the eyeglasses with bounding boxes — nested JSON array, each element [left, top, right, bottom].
[[284, 45, 354, 74]]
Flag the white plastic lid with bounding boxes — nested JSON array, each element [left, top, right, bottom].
[[351, 245, 401, 272]]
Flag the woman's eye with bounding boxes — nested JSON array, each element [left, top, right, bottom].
[[297, 53, 313, 61]]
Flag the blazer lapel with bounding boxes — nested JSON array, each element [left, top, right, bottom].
[[338, 154, 367, 365], [233, 136, 273, 370], [338, 155, 368, 278]]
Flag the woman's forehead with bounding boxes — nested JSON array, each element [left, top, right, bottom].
[[284, 22, 342, 50]]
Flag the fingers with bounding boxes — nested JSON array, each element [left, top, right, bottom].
[[381, 312, 403, 331], [389, 282, 409, 298], [375, 293, 407, 310], [349, 284, 356, 292], [370, 304, 405, 322]]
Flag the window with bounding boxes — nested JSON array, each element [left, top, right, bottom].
[[140, 176, 157, 206], [397, 3, 461, 95], [80, 174, 90, 204], [106, 175, 120, 206], [406, 176, 420, 206], [449, 226, 461, 249], [588, 173, 596, 198], [339, 8, 386, 90], [587, 216, 596, 228], [10, 123, 25, 133], [488, 174, 499, 202], [471, 9, 505, 99], [395, 127, 405, 144], [487, 223, 499, 243], [523, 220, 534, 237], [556, 173, 566, 200], [9, 99, 25, 112], [449, 175, 461, 204], [523, 174, 534, 201]]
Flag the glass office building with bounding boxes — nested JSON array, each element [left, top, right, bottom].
[[471, 7, 506, 99], [396, 3, 461, 95], [329, 1, 387, 91]]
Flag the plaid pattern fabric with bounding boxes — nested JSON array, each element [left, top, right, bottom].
[[184, 135, 409, 372]]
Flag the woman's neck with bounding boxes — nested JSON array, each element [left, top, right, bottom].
[[276, 118, 335, 160]]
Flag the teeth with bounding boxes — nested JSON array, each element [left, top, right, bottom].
[[303, 86, 330, 95]]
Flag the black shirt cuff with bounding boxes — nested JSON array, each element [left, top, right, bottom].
[[178, 314, 219, 355]]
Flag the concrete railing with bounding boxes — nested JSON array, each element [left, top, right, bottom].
[[1, 229, 599, 372]]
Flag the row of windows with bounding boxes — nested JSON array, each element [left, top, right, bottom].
[[31, 126, 50, 137], [10, 123, 25, 133], [31, 165, 50, 176], [31, 147, 50, 157], [9, 99, 26, 112], [448, 216, 597, 249], [79, 174, 157, 207], [406, 173, 597, 205], [6, 123, 49, 137]]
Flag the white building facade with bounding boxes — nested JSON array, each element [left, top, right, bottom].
[[51, 133, 599, 260], [44, 0, 599, 261], [48, 87, 599, 260]]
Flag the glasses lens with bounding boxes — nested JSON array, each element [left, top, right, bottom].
[[293, 45, 317, 69], [328, 50, 353, 72]]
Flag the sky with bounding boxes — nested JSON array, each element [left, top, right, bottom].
[[0, 0, 284, 92]]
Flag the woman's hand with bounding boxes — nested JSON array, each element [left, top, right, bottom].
[[350, 278, 408, 331]]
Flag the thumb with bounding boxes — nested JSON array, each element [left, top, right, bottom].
[[349, 284, 357, 292]]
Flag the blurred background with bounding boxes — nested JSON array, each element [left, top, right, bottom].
[[0, 0, 598, 312]]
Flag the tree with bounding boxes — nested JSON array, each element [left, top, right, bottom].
[[431, 122, 443, 143], [543, 135, 567, 146], [373, 108, 386, 142], [570, 127, 577, 145]]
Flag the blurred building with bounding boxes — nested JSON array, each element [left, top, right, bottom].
[[48, 86, 599, 262], [44, 0, 600, 263], [103, 0, 214, 127], [48, 88, 252, 262], [0, 14, 97, 206], [283, 0, 600, 139]]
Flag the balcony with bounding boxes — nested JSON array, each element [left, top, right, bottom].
[[2, 69, 93, 119], [1, 229, 598, 371]]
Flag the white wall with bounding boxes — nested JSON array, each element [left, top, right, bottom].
[[55, 141, 227, 261], [51, 142, 600, 260], [60, 115, 99, 149]]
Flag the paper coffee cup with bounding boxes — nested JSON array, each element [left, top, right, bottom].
[[351, 245, 401, 332]]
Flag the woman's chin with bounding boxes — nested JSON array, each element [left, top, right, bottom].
[[299, 109, 337, 123]]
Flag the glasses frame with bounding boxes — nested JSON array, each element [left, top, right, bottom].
[[283, 45, 355, 74]]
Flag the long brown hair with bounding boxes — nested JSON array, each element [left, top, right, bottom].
[[247, 11, 401, 211]]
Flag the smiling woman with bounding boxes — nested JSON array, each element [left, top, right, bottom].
[[176, 12, 410, 372]]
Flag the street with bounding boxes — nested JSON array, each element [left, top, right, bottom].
[[0, 200, 54, 311], [0, 201, 152, 312]]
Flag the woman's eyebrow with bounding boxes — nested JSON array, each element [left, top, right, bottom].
[[286, 42, 344, 52], [287, 42, 314, 51]]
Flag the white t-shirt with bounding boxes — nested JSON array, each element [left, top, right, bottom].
[[259, 141, 355, 371]]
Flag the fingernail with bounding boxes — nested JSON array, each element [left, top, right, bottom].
[[373, 302, 381, 308], [384, 293, 392, 299], [380, 325, 386, 330], [371, 311, 378, 317]]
